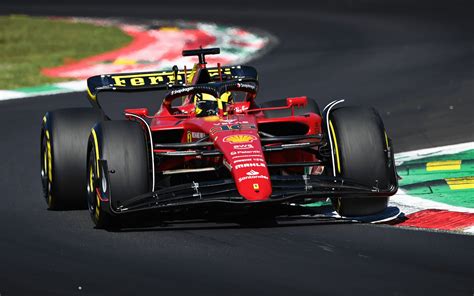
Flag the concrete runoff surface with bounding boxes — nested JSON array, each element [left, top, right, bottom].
[[1, 0, 474, 295]]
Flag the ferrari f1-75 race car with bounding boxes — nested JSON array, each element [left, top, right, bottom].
[[40, 48, 398, 228]]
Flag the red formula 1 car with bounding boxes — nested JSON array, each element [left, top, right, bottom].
[[40, 48, 398, 228]]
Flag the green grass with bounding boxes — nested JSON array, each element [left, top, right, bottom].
[[0, 15, 132, 89]]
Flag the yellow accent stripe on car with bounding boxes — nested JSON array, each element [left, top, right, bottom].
[[445, 177, 474, 190], [42, 115, 47, 123], [186, 131, 193, 143], [90, 128, 100, 178], [187, 64, 199, 84], [426, 160, 461, 171], [87, 87, 97, 101], [329, 120, 341, 174], [111, 72, 176, 79], [384, 131, 389, 149]]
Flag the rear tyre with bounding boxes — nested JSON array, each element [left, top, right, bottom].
[[260, 97, 320, 117], [87, 121, 150, 229], [40, 108, 104, 210], [327, 106, 396, 217]]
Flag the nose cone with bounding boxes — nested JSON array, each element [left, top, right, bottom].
[[213, 131, 272, 201], [233, 167, 272, 201]]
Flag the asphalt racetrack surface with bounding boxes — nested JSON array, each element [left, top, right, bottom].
[[1, 1, 474, 295]]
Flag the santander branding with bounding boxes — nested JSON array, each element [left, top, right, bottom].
[[238, 175, 269, 182], [246, 170, 259, 176]]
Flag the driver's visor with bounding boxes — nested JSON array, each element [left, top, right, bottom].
[[194, 92, 232, 114]]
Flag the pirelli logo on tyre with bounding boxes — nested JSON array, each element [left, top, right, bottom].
[[223, 134, 257, 144]]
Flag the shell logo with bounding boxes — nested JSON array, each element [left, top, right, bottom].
[[223, 134, 257, 144], [203, 116, 220, 122]]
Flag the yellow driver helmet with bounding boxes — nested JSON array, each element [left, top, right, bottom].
[[194, 92, 233, 117]]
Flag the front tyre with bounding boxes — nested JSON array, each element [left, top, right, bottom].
[[87, 121, 150, 229], [327, 106, 396, 217], [40, 108, 104, 210]]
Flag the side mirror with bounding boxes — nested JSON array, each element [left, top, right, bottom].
[[286, 96, 308, 108], [124, 108, 149, 117]]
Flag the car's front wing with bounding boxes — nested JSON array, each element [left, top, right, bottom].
[[109, 174, 398, 215]]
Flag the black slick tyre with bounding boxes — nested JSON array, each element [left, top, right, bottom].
[[327, 106, 396, 217], [87, 121, 150, 229], [40, 108, 104, 210]]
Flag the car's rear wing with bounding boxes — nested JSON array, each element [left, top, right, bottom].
[[86, 65, 258, 109]]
